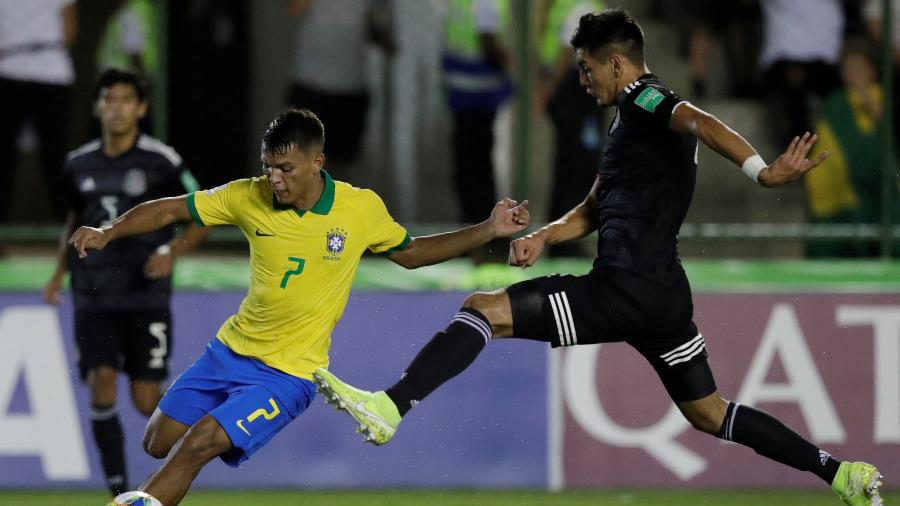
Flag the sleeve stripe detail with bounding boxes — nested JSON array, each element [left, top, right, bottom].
[[137, 135, 183, 166], [180, 170, 200, 192], [186, 192, 205, 227], [66, 140, 102, 160], [377, 233, 411, 256]]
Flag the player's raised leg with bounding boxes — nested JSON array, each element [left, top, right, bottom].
[[313, 369, 401, 445], [315, 289, 513, 444]]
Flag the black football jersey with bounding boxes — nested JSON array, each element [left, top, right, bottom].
[[593, 74, 698, 286], [63, 134, 198, 310]]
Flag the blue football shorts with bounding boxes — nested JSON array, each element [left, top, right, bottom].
[[158, 338, 316, 467]]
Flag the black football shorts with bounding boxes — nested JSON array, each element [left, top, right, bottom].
[[506, 267, 716, 402], [74, 309, 171, 381]]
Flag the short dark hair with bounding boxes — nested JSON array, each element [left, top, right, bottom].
[[570, 9, 644, 64], [261, 108, 325, 155], [94, 68, 147, 101]]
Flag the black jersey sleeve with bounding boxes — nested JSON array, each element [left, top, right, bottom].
[[619, 81, 686, 132], [164, 163, 200, 197]]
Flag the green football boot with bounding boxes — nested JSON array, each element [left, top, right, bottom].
[[313, 368, 401, 446], [832, 461, 884, 506]]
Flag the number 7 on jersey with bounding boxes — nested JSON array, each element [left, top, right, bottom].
[[280, 256, 305, 288]]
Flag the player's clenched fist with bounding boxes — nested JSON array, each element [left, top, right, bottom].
[[489, 198, 530, 237], [508, 233, 545, 268], [68, 226, 111, 258]]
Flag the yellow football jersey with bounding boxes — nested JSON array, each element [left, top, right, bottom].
[[186, 171, 409, 379]]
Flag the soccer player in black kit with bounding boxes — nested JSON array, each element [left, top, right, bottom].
[[43, 69, 207, 498], [314, 10, 884, 506]]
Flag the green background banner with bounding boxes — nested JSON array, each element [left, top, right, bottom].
[[2, 258, 899, 292]]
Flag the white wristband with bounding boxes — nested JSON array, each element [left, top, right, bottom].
[[741, 154, 767, 183]]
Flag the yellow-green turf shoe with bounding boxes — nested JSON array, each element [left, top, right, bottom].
[[313, 368, 401, 446], [832, 461, 884, 506]]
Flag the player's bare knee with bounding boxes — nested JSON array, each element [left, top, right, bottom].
[[143, 429, 170, 459], [88, 367, 118, 405], [143, 410, 177, 458], [461, 290, 511, 336], [131, 388, 162, 417], [143, 440, 169, 460], [179, 417, 231, 462], [462, 291, 492, 311], [134, 399, 158, 418]]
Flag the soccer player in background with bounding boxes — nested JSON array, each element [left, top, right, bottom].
[[313, 10, 884, 506], [43, 68, 208, 498], [68, 108, 530, 506]]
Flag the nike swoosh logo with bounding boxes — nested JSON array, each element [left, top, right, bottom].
[[236, 420, 250, 436], [355, 401, 390, 426], [255, 228, 275, 237]]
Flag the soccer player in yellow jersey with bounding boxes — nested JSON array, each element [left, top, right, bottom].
[[69, 108, 530, 506]]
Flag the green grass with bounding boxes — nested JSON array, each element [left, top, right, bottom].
[[3, 489, 898, 506]]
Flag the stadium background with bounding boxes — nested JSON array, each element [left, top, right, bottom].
[[1, 0, 899, 504]]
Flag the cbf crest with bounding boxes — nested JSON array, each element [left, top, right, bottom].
[[325, 228, 347, 259]]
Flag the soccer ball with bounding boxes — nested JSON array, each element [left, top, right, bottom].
[[107, 491, 163, 506]]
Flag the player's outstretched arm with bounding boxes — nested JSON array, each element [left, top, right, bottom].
[[509, 178, 600, 268], [387, 198, 530, 269], [670, 103, 828, 188], [68, 195, 192, 259]]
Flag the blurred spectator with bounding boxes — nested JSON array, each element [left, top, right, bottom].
[[863, 0, 900, 146], [759, 0, 843, 146], [841, 0, 869, 39], [804, 40, 900, 257], [66, 0, 126, 149], [168, 0, 249, 188], [286, 0, 395, 178], [535, 0, 603, 257], [665, 0, 761, 99], [97, 0, 157, 77], [97, 0, 158, 134], [443, 0, 512, 227], [863, 0, 900, 63], [0, 0, 77, 222]]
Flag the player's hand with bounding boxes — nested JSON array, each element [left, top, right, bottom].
[[42, 273, 64, 305], [489, 198, 530, 237], [758, 132, 828, 188], [509, 233, 546, 268], [68, 226, 111, 258], [144, 249, 174, 279]]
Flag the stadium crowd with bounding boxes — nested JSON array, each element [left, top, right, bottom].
[[2, 0, 898, 259]]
